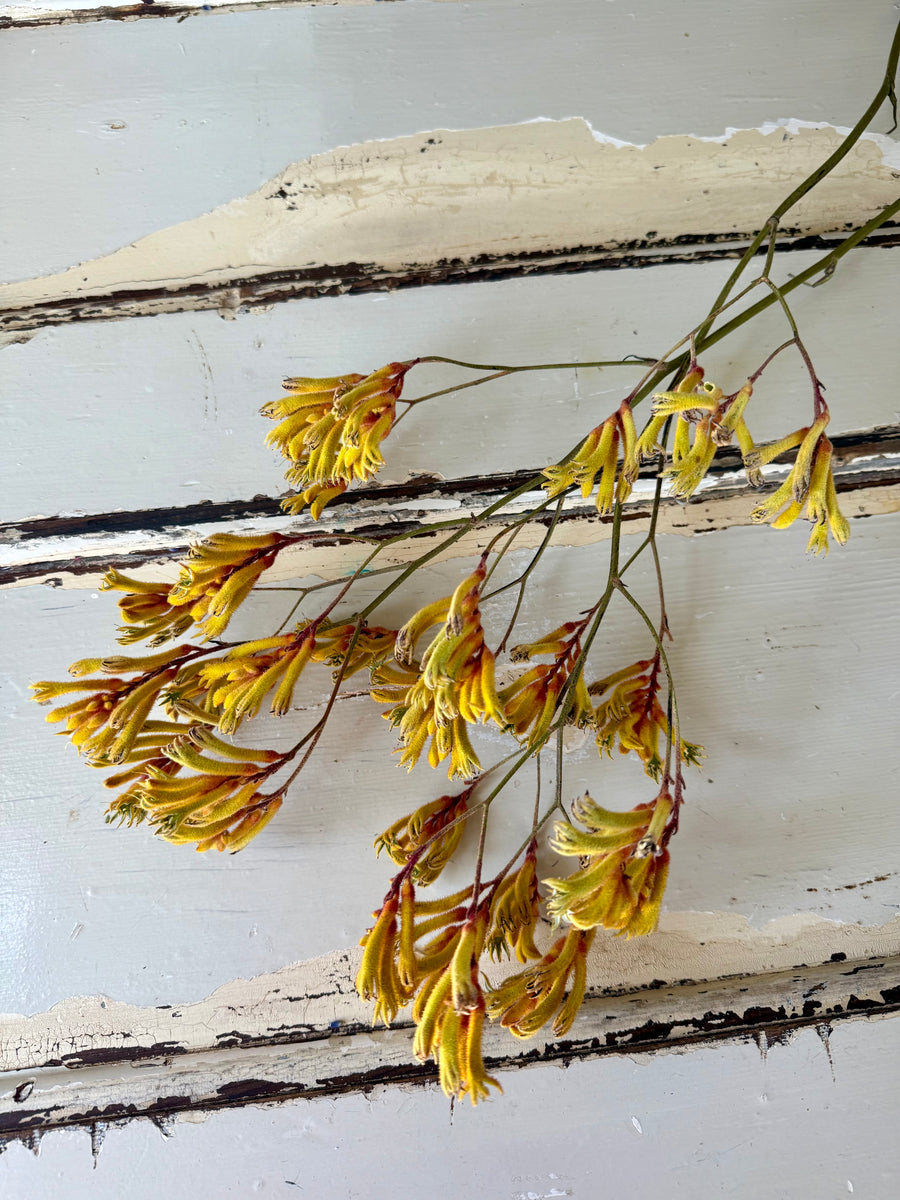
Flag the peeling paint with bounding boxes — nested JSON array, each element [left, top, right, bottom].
[[3, 911, 898, 1076], [2, 121, 897, 323]]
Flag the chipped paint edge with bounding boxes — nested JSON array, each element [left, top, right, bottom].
[[1, 915, 899, 1137], [3, 910, 899, 1076], [2, 120, 897, 323]]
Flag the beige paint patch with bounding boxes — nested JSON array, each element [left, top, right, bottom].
[[1, 121, 897, 317], [2, 911, 898, 1074]]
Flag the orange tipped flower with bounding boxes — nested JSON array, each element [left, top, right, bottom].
[[263, 363, 412, 518], [749, 415, 850, 554], [485, 927, 595, 1039], [501, 621, 594, 744], [589, 658, 703, 781], [544, 791, 672, 936], [542, 401, 637, 513]]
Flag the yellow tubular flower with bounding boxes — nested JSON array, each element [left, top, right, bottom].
[[485, 928, 595, 1039], [263, 363, 413, 519], [356, 894, 413, 1026], [750, 413, 850, 553], [541, 402, 637, 514], [633, 368, 706, 471], [589, 658, 703, 781], [711, 381, 753, 446], [389, 563, 506, 779], [544, 791, 672, 936], [487, 849, 542, 963]]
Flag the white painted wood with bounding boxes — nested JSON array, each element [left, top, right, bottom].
[[3, 927, 898, 1075], [2, 954, 897, 1129], [2, 0, 897, 283], [3, 514, 899, 1014], [5, 463, 898, 589], [2, 1019, 898, 1198], [3, 248, 897, 523]]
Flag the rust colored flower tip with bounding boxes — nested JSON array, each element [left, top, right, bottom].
[[263, 363, 413, 520], [485, 927, 595, 1039], [544, 792, 672, 937], [542, 401, 637, 514], [748, 418, 850, 554], [589, 659, 703, 781], [386, 564, 506, 779], [486, 850, 542, 964], [375, 790, 470, 885], [131, 732, 285, 852], [502, 621, 594, 745]]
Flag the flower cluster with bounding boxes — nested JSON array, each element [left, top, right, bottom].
[[262, 363, 412, 518], [131, 729, 285, 853], [650, 369, 755, 498], [748, 412, 850, 554], [195, 620, 394, 734], [382, 562, 507, 778], [375, 788, 471, 885], [485, 928, 594, 1038], [544, 792, 672, 937], [542, 401, 638, 513], [355, 881, 501, 1104], [32, 661, 183, 766], [102, 532, 286, 646], [500, 621, 594, 744], [590, 657, 703, 781]]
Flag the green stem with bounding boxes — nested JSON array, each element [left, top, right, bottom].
[[695, 18, 900, 340]]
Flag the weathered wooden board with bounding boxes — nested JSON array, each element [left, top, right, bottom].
[[2, 953, 898, 1133], [3, 513, 899, 1016], [2, 0, 897, 284], [2, 1018, 898, 1197], [3, 248, 898, 523], [3, 119, 897, 327]]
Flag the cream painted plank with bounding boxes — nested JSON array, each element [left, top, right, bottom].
[[2, 513, 899, 1013], [2, 1020, 898, 1198], [2, 0, 898, 283], [2, 955, 898, 1129], [3, 248, 898, 523], [3, 930, 898, 1075], [4, 120, 898, 324]]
